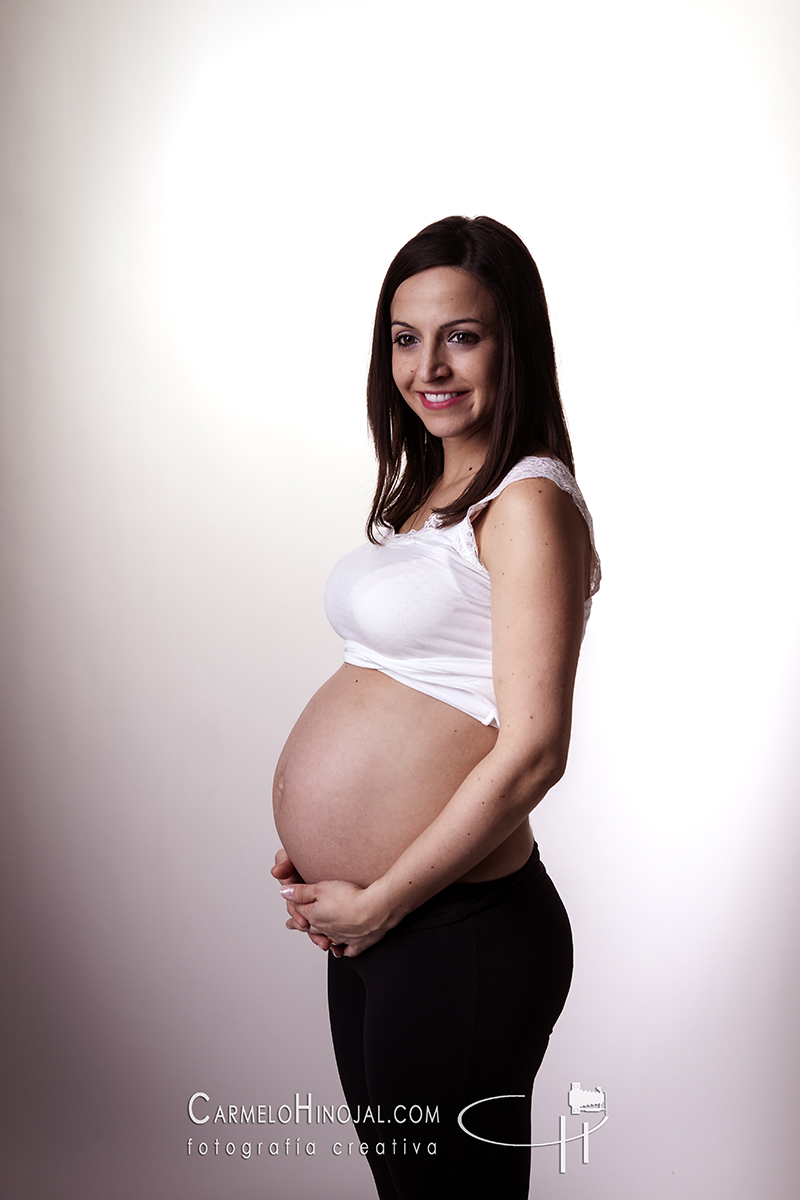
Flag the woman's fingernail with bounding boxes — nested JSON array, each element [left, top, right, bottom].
[[279, 887, 294, 898]]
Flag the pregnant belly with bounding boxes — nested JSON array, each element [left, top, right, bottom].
[[273, 664, 499, 887]]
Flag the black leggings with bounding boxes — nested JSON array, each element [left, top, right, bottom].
[[327, 847, 573, 1199]]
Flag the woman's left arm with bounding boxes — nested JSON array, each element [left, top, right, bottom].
[[282, 477, 591, 956]]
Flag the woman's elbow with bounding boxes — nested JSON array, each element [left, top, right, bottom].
[[526, 748, 568, 799], [497, 738, 570, 814]]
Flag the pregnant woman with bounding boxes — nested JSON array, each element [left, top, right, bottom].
[[271, 215, 600, 1199]]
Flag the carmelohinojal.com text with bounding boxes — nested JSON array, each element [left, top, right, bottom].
[[186, 1093, 439, 1161]]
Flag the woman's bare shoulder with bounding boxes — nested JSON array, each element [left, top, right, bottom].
[[480, 473, 588, 538], [477, 475, 592, 591]]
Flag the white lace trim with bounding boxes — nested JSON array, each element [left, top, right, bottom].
[[380, 513, 441, 541]]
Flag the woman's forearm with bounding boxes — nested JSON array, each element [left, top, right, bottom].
[[364, 736, 566, 931]]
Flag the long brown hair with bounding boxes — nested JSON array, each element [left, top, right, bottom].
[[366, 215, 574, 541]]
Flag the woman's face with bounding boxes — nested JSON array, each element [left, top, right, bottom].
[[390, 267, 501, 449]]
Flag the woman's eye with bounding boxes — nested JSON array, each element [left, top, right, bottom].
[[449, 330, 478, 345], [393, 333, 417, 348]]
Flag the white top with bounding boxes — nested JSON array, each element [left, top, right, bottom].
[[324, 456, 601, 729]]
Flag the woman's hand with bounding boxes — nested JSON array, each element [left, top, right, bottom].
[[278, 878, 391, 958], [271, 848, 332, 952]]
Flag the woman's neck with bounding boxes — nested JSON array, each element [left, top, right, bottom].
[[438, 432, 490, 491]]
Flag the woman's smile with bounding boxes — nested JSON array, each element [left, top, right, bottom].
[[419, 390, 470, 409]]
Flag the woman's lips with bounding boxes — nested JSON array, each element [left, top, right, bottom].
[[419, 391, 469, 410]]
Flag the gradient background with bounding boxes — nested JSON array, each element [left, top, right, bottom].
[[1, 1, 798, 1197]]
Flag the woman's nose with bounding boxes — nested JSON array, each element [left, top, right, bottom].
[[419, 342, 450, 381]]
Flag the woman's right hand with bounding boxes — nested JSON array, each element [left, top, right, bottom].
[[271, 848, 333, 952]]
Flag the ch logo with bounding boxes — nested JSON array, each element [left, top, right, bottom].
[[458, 1081, 608, 1173]]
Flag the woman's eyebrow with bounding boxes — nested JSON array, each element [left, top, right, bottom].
[[390, 317, 487, 328]]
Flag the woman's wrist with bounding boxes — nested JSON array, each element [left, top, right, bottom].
[[362, 871, 421, 934]]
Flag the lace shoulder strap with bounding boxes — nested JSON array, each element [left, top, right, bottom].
[[455, 456, 601, 595]]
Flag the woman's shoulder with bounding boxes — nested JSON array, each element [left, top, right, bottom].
[[470, 456, 601, 596], [465, 455, 587, 531], [478, 454, 580, 504]]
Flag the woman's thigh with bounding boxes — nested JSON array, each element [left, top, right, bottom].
[[327, 870, 572, 1199]]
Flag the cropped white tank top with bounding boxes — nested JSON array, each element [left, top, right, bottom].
[[324, 457, 601, 729]]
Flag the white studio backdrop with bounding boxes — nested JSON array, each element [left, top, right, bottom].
[[0, 1, 798, 1197]]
